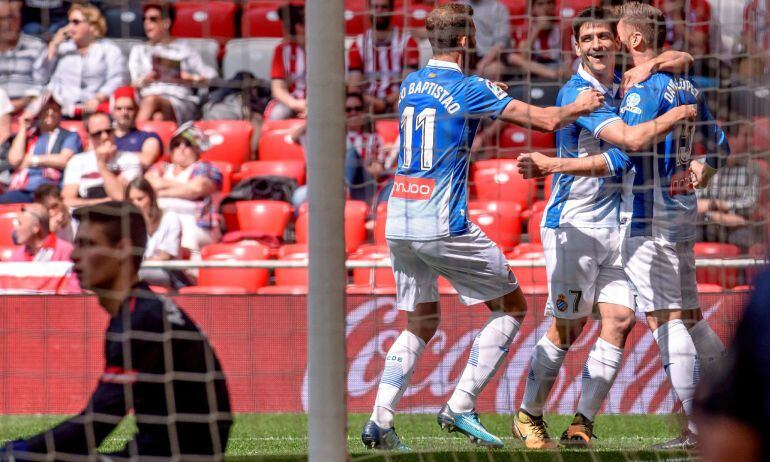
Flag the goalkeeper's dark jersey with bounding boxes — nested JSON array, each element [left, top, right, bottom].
[[5, 281, 232, 461]]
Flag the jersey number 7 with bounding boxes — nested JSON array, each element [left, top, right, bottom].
[[402, 106, 436, 171]]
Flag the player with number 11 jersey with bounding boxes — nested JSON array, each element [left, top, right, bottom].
[[361, 3, 604, 452]]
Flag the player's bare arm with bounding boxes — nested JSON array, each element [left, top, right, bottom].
[[598, 103, 697, 152], [499, 89, 604, 132], [621, 50, 695, 95], [518, 104, 699, 179], [518, 151, 610, 179]]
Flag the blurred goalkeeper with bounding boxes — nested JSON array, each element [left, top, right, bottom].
[[1, 201, 232, 461]]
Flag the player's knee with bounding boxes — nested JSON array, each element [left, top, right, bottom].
[[495, 287, 527, 320], [610, 312, 636, 338], [549, 317, 586, 349], [407, 314, 440, 343]]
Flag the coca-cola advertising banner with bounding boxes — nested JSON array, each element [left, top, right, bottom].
[[0, 293, 747, 415]]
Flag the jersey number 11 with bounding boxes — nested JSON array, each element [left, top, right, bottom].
[[402, 106, 436, 171]]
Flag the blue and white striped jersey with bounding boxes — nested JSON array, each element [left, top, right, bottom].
[[543, 66, 629, 229], [617, 73, 730, 242], [385, 59, 512, 240]]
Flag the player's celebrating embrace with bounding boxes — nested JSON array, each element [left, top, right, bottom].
[[361, 3, 603, 451]]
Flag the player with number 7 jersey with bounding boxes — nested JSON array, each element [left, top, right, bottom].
[[361, 3, 604, 452]]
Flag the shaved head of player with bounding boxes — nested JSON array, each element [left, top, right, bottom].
[[360, 2, 608, 452]]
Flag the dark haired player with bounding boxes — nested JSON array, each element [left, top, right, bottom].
[[1, 201, 232, 461]]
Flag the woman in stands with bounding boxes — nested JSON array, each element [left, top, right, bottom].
[[127, 177, 188, 289], [144, 122, 222, 259], [34, 3, 127, 119], [129, 2, 218, 123]]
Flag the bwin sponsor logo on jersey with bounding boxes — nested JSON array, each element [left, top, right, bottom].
[[620, 93, 642, 115]]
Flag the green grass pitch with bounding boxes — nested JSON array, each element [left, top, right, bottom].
[[0, 413, 695, 461]]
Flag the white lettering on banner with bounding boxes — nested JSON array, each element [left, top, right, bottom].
[[304, 298, 729, 415]]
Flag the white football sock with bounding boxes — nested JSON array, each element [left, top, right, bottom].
[[576, 337, 624, 421], [448, 312, 520, 413], [370, 330, 426, 429], [653, 319, 699, 434], [689, 319, 725, 378], [520, 335, 567, 417]]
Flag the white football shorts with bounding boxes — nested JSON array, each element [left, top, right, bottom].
[[621, 234, 698, 312], [387, 222, 519, 311], [542, 226, 634, 320]]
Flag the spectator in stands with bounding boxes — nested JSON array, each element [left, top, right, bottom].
[[266, 3, 307, 120], [739, 0, 770, 79], [696, 122, 760, 251], [129, 3, 218, 123], [34, 3, 127, 119], [0, 0, 46, 114], [347, 0, 420, 114], [659, 0, 711, 53], [145, 122, 222, 257], [455, 0, 510, 81], [34, 184, 75, 243], [0, 87, 11, 146], [20, 0, 71, 37], [506, 0, 572, 81], [290, 92, 391, 208], [9, 202, 74, 262], [127, 177, 187, 289], [0, 91, 83, 204], [62, 112, 142, 208], [111, 86, 162, 169]]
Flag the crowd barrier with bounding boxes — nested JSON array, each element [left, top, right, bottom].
[[0, 291, 748, 415]]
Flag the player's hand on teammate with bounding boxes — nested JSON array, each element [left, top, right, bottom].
[[575, 89, 604, 114], [689, 159, 716, 189], [620, 61, 656, 96], [517, 152, 552, 179], [681, 104, 698, 121]]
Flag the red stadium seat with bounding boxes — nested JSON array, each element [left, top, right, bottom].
[[0, 204, 24, 213], [233, 200, 293, 237], [238, 160, 306, 185], [438, 276, 457, 294], [696, 283, 725, 293], [499, 125, 556, 156], [467, 200, 522, 251], [257, 246, 309, 294], [261, 118, 306, 134], [196, 120, 254, 168], [347, 243, 395, 293], [542, 174, 554, 202], [526, 210, 544, 244], [196, 241, 271, 292], [472, 159, 537, 209], [0, 212, 18, 246], [136, 120, 177, 154], [258, 131, 306, 162], [694, 242, 741, 288], [171, 1, 237, 45], [209, 160, 234, 196], [241, 1, 285, 38], [373, 201, 387, 245], [295, 201, 369, 253], [375, 119, 399, 146], [59, 120, 88, 148], [179, 286, 249, 295]]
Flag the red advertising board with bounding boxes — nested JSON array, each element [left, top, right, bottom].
[[0, 292, 747, 415]]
